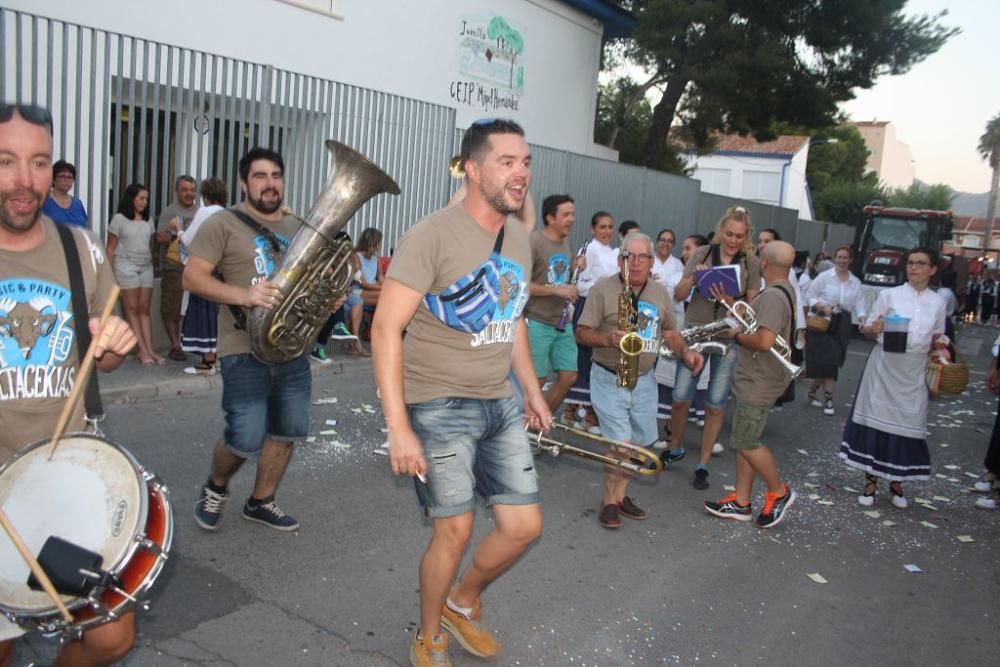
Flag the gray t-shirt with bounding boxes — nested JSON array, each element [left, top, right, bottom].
[[524, 230, 573, 327], [577, 274, 676, 377], [0, 217, 116, 462], [733, 280, 795, 407], [108, 213, 154, 264], [682, 245, 761, 327], [387, 205, 531, 404], [157, 200, 199, 268], [186, 204, 301, 357]]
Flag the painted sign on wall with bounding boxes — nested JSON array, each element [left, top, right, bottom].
[[450, 14, 525, 114]]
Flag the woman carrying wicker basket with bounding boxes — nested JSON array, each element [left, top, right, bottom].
[[803, 246, 861, 416], [840, 247, 948, 509]]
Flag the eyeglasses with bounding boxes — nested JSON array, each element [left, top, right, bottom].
[[656, 239, 674, 245], [0, 103, 53, 132], [54, 173, 75, 180], [906, 260, 932, 267], [626, 253, 654, 262]]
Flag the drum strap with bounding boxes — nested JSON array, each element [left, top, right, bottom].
[[54, 224, 105, 428]]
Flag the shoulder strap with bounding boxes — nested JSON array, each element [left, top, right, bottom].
[[54, 224, 104, 423], [492, 225, 505, 255], [228, 207, 284, 255], [771, 283, 796, 325]]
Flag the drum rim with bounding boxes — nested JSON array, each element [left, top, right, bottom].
[[0, 432, 151, 616]]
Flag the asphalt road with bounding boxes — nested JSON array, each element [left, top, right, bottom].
[[14, 324, 999, 666]]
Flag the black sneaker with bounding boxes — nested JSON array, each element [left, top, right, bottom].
[[693, 467, 709, 490], [195, 485, 229, 531], [756, 485, 797, 529], [704, 494, 752, 522], [242, 498, 300, 531], [660, 447, 686, 466]]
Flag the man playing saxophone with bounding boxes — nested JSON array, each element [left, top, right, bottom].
[[704, 240, 797, 528], [576, 233, 704, 528]]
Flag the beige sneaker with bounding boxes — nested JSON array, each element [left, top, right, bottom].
[[440, 598, 499, 658], [410, 633, 451, 667]]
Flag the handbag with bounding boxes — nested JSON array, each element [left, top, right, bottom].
[[926, 351, 968, 396], [806, 309, 831, 333]]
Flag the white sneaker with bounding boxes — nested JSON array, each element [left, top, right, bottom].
[[891, 493, 908, 509], [857, 494, 875, 507], [587, 425, 602, 436], [696, 418, 705, 427], [711, 442, 724, 455], [974, 490, 999, 510], [972, 475, 995, 493], [651, 440, 669, 451], [810, 399, 823, 408]]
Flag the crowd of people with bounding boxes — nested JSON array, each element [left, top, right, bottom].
[[2, 106, 998, 667]]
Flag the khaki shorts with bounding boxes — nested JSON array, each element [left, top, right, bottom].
[[729, 397, 769, 450], [160, 265, 183, 322]]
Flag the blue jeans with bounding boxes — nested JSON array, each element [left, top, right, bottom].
[[673, 345, 736, 409], [589, 364, 659, 446], [408, 395, 539, 518], [220, 353, 311, 458]]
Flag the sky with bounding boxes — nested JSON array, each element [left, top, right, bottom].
[[839, 0, 999, 194]]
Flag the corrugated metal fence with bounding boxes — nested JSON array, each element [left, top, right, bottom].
[[3, 5, 847, 255]]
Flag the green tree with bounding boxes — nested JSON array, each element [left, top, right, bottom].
[[812, 177, 886, 227], [606, 1, 958, 168], [886, 182, 955, 211], [979, 112, 1000, 259], [805, 126, 873, 195], [594, 77, 688, 173]]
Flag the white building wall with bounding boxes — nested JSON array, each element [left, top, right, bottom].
[[879, 124, 916, 190], [2, 0, 605, 154], [684, 150, 814, 219]]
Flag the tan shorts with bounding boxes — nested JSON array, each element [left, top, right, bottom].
[[159, 265, 183, 322]]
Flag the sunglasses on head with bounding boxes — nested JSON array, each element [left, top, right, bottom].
[[0, 103, 53, 132]]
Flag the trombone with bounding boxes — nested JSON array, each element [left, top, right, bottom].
[[527, 422, 663, 476], [715, 299, 803, 381]]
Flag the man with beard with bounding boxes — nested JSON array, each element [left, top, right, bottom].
[[184, 147, 309, 532], [0, 104, 138, 667], [156, 175, 199, 361], [371, 119, 552, 667]]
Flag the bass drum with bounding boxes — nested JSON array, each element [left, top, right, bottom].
[[0, 433, 173, 639]]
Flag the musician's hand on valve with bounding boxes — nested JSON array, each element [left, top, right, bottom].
[[574, 256, 587, 271], [558, 285, 579, 302], [607, 328, 627, 349], [388, 427, 427, 479], [245, 279, 283, 310]]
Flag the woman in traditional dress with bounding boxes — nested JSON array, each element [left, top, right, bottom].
[[840, 247, 948, 508], [804, 246, 861, 416]]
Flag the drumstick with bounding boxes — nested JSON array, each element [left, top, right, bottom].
[[46, 285, 121, 460], [0, 509, 74, 623]]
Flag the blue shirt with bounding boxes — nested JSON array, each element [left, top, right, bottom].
[[42, 195, 89, 228]]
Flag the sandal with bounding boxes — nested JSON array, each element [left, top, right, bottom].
[[823, 391, 835, 416], [858, 474, 877, 507], [889, 481, 908, 509], [808, 385, 820, 407], [183, 362, 217, 376]]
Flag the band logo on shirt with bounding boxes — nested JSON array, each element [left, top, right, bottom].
[[470, 256, 528, 348], [0, 279, 76, 401], [251, 233, 290, 284], [636, 300, 661, 354], [547, 252, 570, 285]]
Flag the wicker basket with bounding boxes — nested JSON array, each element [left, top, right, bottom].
[[938, 357, 969, 395], [806, 314, 830, 332]]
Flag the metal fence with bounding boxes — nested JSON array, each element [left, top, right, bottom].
[[0, 6, 455, 244]]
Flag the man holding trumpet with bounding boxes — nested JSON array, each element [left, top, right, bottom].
[[704, 240, 797, 528], [576, 232, 704, 529]]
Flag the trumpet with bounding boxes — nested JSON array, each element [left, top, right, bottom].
[[449, 154, 465, 179], [715, 299, 803, 381], [527, 422, 663, 476]]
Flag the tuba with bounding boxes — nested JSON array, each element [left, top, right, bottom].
[[247, 140, 400, 364], [616, 250, 644, 390]]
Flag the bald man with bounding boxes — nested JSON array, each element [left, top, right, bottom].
[[704, 241, 797, 528]]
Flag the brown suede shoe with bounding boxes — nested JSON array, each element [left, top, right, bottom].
[[619, 496, 647, 520], [168, 347, 187, 362], [599, 503, 620, 529]]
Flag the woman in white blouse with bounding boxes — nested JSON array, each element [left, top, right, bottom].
[[564, 211, 619, 431], [803, 246, 861, 415], [840, 247, 948, 509]]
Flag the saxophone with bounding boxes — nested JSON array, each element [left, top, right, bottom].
[[616, 250, 644, 389], [658, 318, 735, 359], [247, 140, 400, 364]]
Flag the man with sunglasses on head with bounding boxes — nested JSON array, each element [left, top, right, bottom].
[[0, 103, 138, 667], [372, 118, 551, 667], [576, 232, 704, 528]]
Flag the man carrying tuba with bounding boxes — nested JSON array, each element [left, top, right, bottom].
[[576, 232, 704, 529]]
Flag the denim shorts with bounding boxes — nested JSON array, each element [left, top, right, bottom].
[[220, 353, 311, 458], [589, 363, 658, 447], [408, 395, 539, 518], [729, 397, 769, 450], [673, 343, 736, 409], [345, 286, 363, 307], [528, 319, 578, 376]]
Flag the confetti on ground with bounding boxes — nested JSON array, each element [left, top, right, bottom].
[[862, 510, 881, 519], [380, 428, 389, 433], [882, 520, 897, 527], [319, 429, 337, 435], [796, 448, 808, 455], [373, 449, 388, 457], [964, 472, 980, 479], [844, 486, 860, 493], [934, 474, 948, 479], [807, 472, 819, 478], [806, 573, 828, 584], [351, 408, 363, 414], [325, 419, 338, 426], [723, 485, 736, 491], [917, 503, 938, 511], [306, 436, 317, 443], [944, 464, 960, 470], [919, 521, 938, 529], [803, 482, 819, 489], [914, 497, 931, 504], [331, 441, 351, 449], [956, 535, 975, 543], [378, 440, 389, 449], [947, 477, 960, 483], [940, 443, 949, 447], [313, 397, 338, 405], [932, 495, 951, 502], [816, 500, 834, 506], [808, 494, 821, 501], [904, 564, 923, 574], [362, 403, 375, 410]]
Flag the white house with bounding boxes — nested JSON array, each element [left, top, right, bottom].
[[681, 134, 815, 220]]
